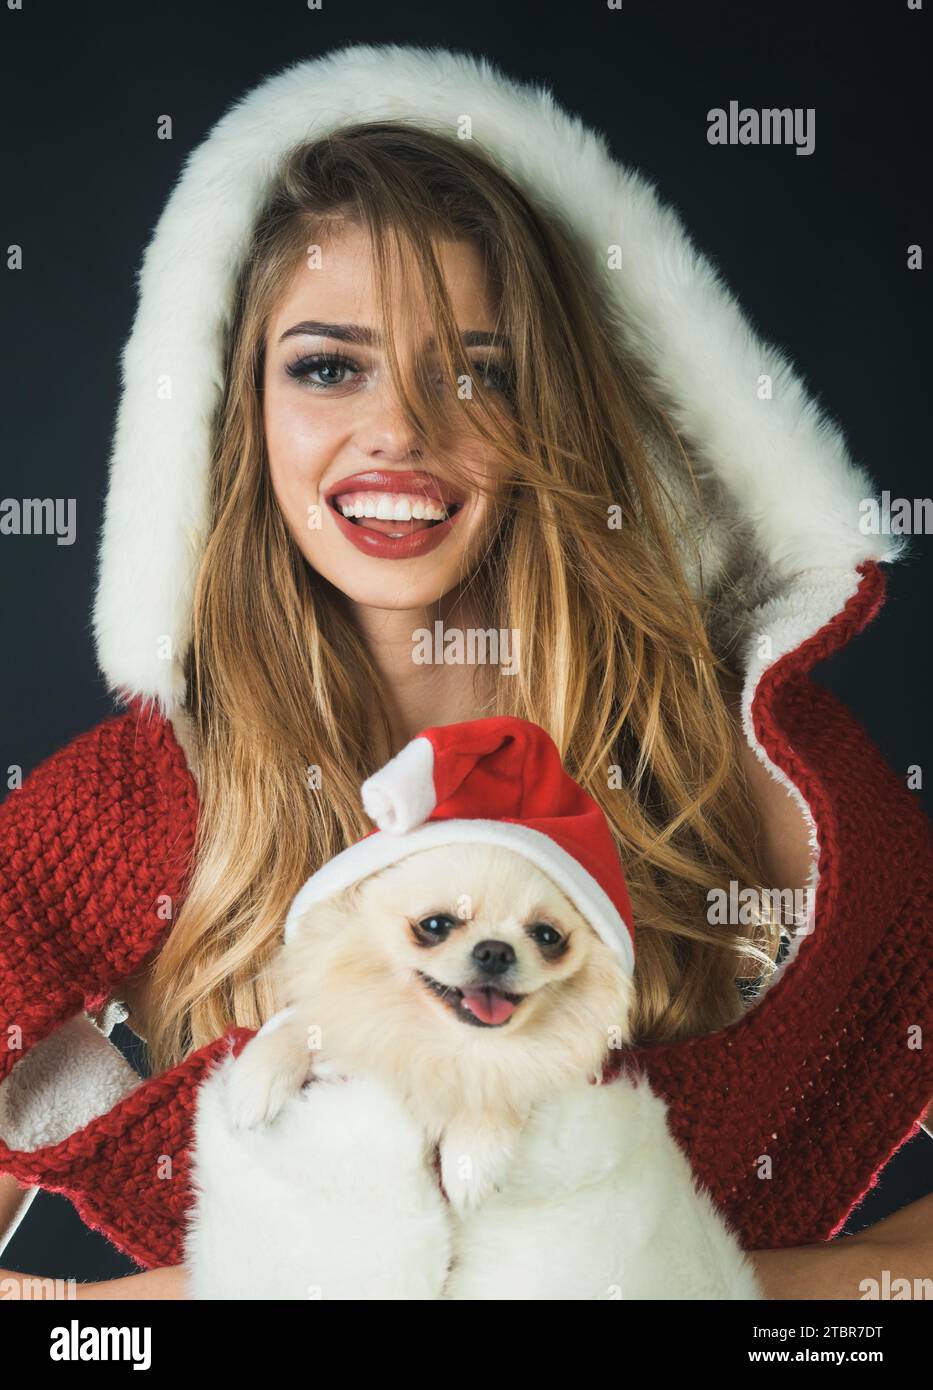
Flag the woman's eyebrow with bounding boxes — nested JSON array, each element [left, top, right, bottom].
[[277, 320, 508, 350]]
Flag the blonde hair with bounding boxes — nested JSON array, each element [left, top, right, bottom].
[[145, 122, 779, 1074]]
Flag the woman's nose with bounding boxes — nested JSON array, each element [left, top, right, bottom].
[[353, 382, 427, 462]]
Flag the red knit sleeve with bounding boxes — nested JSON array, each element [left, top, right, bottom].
[[0, 706, 198, 1088], [0, 703, 236, 1269]]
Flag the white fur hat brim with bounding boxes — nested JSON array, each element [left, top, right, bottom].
[[282, 817, 635, 975]]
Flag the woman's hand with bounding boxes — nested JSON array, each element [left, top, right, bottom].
[[750, 1193, 933, 1299], [0, 1264, 189, 1299]]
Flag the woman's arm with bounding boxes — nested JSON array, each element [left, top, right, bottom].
[[1, 1172, 188, 1297], [0, 1262, 188, 1299], [719, 668, 933, 1295], [750, 1192, 933, 1299], [735, 734, 814, 894], [0, 1171, 37, 1253]]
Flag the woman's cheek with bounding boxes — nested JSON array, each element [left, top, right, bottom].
[[266, 394, 337, 520]]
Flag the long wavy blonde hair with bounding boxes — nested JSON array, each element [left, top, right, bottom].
[[144, 122, 780, 1074]]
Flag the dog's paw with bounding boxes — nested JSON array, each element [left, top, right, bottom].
[[309, 1056, 350, 1086], [224, 1046, 305, 1131], [440, 1126, 518, 1213]]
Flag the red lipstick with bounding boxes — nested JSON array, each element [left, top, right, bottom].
[[323, 468, 465, 561]]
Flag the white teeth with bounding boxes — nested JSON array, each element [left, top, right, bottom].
[[333, 491, 451, 523]]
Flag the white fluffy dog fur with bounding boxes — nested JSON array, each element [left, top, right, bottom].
[[184, 844, 762, 1299]]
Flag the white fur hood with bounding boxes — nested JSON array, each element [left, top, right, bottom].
[[92, 41, 899, 721]]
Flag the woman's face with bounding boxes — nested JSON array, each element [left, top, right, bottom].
[[262, 222, 512, 610]]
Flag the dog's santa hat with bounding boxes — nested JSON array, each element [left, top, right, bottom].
[[283, 715, 634, 973]]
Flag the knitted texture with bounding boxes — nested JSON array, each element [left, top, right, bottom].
[[612, 560, 933, 1248], [0, 701, 202, 1266], [1, 562, 931, 1269]]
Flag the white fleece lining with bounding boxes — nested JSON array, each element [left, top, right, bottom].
[[734, 564, 871, 995], [0, 1013, 141, 1154], [283, 817, 635, 973]]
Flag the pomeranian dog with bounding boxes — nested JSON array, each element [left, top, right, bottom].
[[186, 711, 764, 1299], [191, 836, 761, 1298], [226, 841, 632, 1210]]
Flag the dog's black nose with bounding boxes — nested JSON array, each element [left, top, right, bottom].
[[471, 939, 516, 976]]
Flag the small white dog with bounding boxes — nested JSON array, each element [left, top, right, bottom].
[[184, 842, 761, 1300], [227, 842, 634, 1208]]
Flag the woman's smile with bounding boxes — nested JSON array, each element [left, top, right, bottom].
[[323, 467, 466, 558]]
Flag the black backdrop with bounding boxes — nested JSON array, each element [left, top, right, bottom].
[[1, 0, 930, 1282]]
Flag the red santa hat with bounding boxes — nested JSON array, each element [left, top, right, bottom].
[[283, 716, 634, 973]]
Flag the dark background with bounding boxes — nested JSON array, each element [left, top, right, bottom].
[[1, 0, 929, 1281]]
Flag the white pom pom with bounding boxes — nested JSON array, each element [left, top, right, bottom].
[[361, 736, 435, 833]]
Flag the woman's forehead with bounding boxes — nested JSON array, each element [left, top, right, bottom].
[[266, 227, 498, 345]]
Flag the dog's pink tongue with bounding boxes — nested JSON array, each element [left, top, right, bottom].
[[460, 988, 517, 1025]]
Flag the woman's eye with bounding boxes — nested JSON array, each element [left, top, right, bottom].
[[285, 352, 362, 389], [283, 351, 512, 398], [411, 359, 515, 396], [417, 913, 456, 936], [459, 359, 514, 397], [477, 360, 514, 394], [528, 922, 563, 947]]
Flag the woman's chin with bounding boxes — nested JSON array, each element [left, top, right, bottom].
[[312, 564, 465, 611], [298, 539, 479, 611]]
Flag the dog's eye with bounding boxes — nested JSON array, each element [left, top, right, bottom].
[[528, 922, 563, 947], [416, 914, 456, 937]]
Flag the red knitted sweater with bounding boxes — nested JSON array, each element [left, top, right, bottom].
[[1, 562, 931, 1270]]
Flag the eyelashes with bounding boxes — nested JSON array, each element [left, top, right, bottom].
[[283, 349, 515, 396], [284, 350, 361, 389]]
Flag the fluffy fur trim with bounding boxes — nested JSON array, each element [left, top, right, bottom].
[[281, 816, 635, 969], [444, 1072, 762, 1300], [184, 1053, 760, 1300], [183, 1049, 451, 1300], [92, 43, 901, 720]]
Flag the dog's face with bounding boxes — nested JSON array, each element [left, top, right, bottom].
[[363, 843, 626, 1033], [280, 842, 634, 1114]]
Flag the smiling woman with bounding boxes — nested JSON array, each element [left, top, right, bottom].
[[1, 45, 930, 1298], [261, 225, 512, 589], [147, 119, 785, 1082]]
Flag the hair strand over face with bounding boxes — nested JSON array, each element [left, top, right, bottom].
[[143, 121, 778, 1074]]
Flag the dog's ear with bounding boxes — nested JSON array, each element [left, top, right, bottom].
[[297, 883, 361, 932], [278, 888, 362, 967], [331, 881, 363, 913]]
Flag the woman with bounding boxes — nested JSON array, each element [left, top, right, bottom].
[[1, 45, 931, 1299]]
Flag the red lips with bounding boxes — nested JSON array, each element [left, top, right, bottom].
[[323, 468, 465, 561]]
